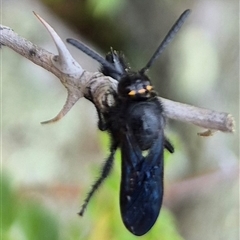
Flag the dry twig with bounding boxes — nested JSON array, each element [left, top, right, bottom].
[[0, 13, 235, 134]]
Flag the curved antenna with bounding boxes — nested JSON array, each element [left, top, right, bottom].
[[140, 9, 191, 74], [66, 38, 121, 75]]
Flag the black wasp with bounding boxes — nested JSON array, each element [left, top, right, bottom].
[[67, 9, 191, 236]]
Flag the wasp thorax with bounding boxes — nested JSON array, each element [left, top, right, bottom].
[[118, 72, 154, 100]]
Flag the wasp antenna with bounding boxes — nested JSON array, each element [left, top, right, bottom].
[[66, 38, 120, 75], [140, 9, 191, 74]]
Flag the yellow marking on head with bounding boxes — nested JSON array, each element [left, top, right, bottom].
[[138, 89, 146, 94], [146, 85, 153, 91], [128, 90, 136, 96]]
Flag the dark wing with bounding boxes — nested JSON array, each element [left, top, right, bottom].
[[120, 125, 164, 236], [101, 49, 130, 81], [67, 39, 129, 81]]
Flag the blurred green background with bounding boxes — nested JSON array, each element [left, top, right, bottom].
[[2, 0, 239, 239]]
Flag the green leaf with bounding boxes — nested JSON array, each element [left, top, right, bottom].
[[87, 0, 125, 17], [18, 202, 59, 240]]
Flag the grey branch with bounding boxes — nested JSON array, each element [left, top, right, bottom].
[[0, 14, 235, 134]]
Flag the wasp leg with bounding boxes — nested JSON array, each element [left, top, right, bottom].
[[78, 141, 118, 216], [164, 137, 174, 153], [96, 107, 108, 131]]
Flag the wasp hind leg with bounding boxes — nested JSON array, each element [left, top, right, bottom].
[[78, 140, 118, 216], [164, 137, 174, 153]]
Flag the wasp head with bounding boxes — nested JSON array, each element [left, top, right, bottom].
[[117, 72, 155, 100]]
